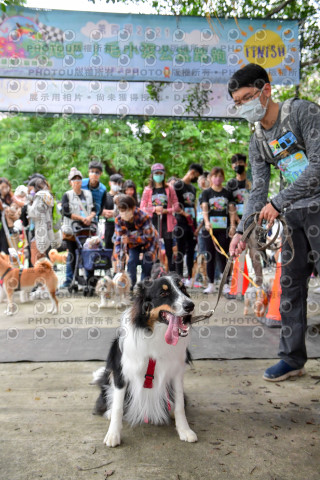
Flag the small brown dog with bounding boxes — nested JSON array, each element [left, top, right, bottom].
[[113, 272, 131, 305], [191, 253, 208, 288], [244, 285, 269, 317], [48, 249, 67, 264], [0, 253, 58, 316]]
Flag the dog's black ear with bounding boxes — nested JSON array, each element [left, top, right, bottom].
[[131, 280, 154, 328], [131, 281, 146, 324]]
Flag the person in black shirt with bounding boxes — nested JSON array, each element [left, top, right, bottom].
[[174, 163, 203, 285], [201, 167, 236, 294], [226, 153, 263, 287], [102, 173, 123, 249]]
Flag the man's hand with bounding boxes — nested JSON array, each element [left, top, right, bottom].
[[103, 209, 114, 219], [229, 233, 246, 257], [259, 203, 279, 229], [228, 225, 237, 238]]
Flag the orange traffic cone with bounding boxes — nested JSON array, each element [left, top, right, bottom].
[[260, 253, 282, 327], [229, 252, 249, 296]]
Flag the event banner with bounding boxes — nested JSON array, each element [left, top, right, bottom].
[[0, 78, 236, 118], [0, 8, 300, 85]]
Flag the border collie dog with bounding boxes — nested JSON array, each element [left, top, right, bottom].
[[93, 274, 197, 447]]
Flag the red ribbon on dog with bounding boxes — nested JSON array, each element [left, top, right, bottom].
[[143, 358, 156, 389]]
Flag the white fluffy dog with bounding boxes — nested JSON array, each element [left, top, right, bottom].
[[95, 275, 115, 308]]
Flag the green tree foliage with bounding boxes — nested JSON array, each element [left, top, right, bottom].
[[0, 114, 251, 198], [142, 118, 251, 179], [0, 115, 152, 198], [0, 0, 25, 12]]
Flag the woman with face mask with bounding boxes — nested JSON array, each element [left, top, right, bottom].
[[114, 194, 159, 289], [201, 167, 236, 294], [102, 173, 123, 250], [140, 163, 179, 271]]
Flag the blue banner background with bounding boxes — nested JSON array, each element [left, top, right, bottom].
[[0, 8, 300, 85]]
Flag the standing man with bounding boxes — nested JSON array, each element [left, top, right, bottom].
[[226, 153, 263, 288], [82, 160, 106, 220], [102, 173, 123, 249], [228, 63, 320, 382], [174, 163, 203, 286]]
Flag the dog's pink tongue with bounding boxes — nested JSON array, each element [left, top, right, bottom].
[[165, 314, 179, 346]]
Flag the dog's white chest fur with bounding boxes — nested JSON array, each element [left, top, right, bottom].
[[118, 322, 189, 425]]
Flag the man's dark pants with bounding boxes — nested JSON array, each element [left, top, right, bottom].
[[280, 207, 320, 369]]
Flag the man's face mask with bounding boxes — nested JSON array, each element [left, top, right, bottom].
[[234, 165, 245, 174], [236, 88, 269, 123], [111, 183, 122, 192]]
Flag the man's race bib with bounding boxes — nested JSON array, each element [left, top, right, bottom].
[[277, 150, 309, 184], [209, 216, 227, 229], [236, 204, 244, 216]]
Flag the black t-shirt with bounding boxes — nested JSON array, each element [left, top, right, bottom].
[[201, 187, 234, 230], [226, 178, 249, 219], [174, 180, 196, 227], [151, 187, 168, 234], [103, 192, 117, 227]]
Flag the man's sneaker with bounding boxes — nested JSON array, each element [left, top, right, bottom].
[[60, 281, 72, 289], [263, 360, 306, 382], [184, 278, 193, 288], [203, 284, 217, 294]]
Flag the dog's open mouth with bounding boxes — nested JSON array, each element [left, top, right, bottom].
[[159, 310, 190, 346]]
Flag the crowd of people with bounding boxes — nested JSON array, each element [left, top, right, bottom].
[[0, 155, 259, 296]]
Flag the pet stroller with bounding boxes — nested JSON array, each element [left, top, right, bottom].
[[69, 222, 113, 296]]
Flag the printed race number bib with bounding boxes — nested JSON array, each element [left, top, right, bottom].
[[236, 204, 244, 216], [277, 150, 308, 184], [210, 216, 227, 229]]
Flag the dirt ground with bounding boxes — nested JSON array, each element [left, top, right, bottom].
[[1, 359, 319, 480]]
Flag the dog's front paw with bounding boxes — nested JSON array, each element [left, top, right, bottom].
[[103, 429, 121, 447], [178, 428, 198, 443]]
